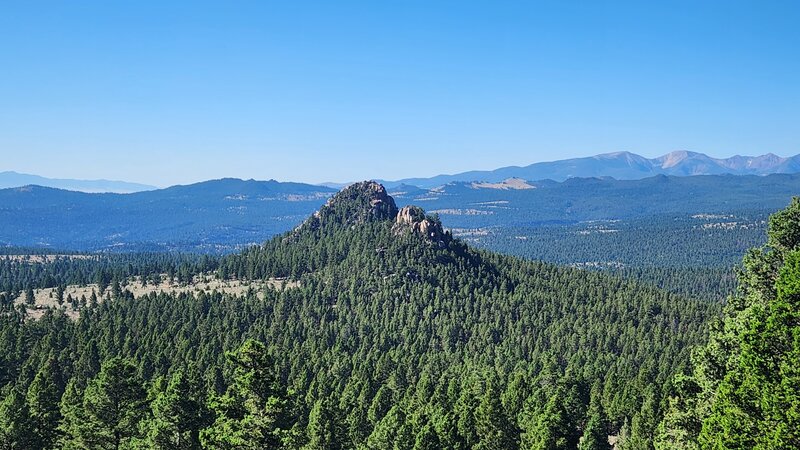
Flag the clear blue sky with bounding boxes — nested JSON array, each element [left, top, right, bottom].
[[1, 1, 798, 186]]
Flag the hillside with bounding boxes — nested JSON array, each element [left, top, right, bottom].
[[655, 198, 800, 448], [0, 181, 722, 449], [383, 151, 800, 187]]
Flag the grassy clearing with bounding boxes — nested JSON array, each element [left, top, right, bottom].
[[9, 274, 299, 320]]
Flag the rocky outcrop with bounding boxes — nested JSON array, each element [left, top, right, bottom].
[[292, 181, 449, 247], [394, 205, 447, 244]]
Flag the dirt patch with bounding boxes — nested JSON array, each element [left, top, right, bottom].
[[1, 254, 95, 264], [8, 274, 299, 320]]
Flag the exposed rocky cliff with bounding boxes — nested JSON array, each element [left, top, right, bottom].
[[393, 205, 447, 244], [294, 181, 449, 245]]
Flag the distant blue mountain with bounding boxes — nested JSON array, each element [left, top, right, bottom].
[[381, 151, 800, 188], [0, 174, 798, 253], [0, 178, 335, 252], [0, 171, 157, 193]]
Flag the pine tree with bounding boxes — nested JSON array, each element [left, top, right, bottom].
[[56, 284, 65, 305], [699, 249, 800, 448], [200, 339, 296, 449], [24, 286, 34, 305], [657, 198, 800, 448], [622, 391, 658, 450], [474, 381, 519, 450], [74, 341, 102, 386], [0, 385, 32, 449], [304, 398, 346, 450], [578, 409, 610, 450], [26, 356, 63, 449], [141, 369, 210, 449], [57, 379, 86, 450], [74, 357, 148, 449], [413, 421, 441, 450], [366, 405, 408, 450], [522, 381, 584, 450]]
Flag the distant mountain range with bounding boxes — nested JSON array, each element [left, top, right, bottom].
[[4, 151, 799, 193], [1, 173, 798, 253], [382, 151, 800, 188], [0, 179, 335, 252], [0, 171, 157, 193]]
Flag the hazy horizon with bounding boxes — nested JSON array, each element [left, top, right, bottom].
[[5, 149, 800, 189]]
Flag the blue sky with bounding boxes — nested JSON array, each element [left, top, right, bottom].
[[1, 1, 798, 186]]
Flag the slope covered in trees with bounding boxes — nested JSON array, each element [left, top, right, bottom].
[[656, 198, 800, 449], [0, 182, 723, 448]]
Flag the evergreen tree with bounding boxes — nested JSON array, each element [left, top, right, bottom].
[[26, 356, 63, 449], [366, 405, 410, 450], [578, 409, 610, 450], [200, 339, 296, 449], [698, 250, 800, 448], [68, 357, 148, 449], [141, 369, 210, 449], [57, 380, 86, 450], [474, 381, 519, 450], [622, 391, 658, 450], [0, 386, 32, 449], [24, 286, 34, 305], [56, 284, 65, 305], [413, 422, 440, 450], [304, 398, 346, 450], [522, 381, 583, 450], [657, 198, 800, 448]]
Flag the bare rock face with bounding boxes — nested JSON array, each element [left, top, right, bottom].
[[395, 205, 426, 226], [394, 205, 446, 243]]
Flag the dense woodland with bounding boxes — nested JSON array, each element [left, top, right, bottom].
[[0, 183, 796, 449], [471, 213, 767, 269]]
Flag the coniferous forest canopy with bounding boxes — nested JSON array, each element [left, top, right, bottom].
[[1, 182, 799, 449]]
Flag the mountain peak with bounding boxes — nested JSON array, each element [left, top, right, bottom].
[[656, 150, 707, 168], [595, 151, 639, 160], [293, 181, 451, 245], [298, 181, 398, 232]]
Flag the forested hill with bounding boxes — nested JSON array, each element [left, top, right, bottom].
[[0, 181, 721, 449]]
